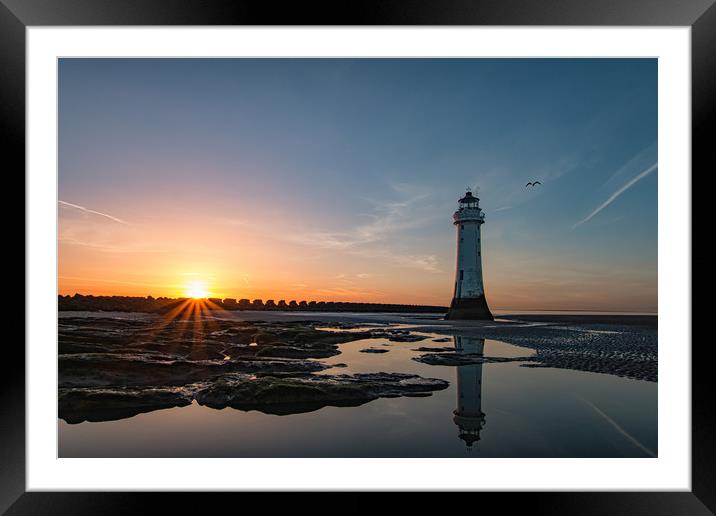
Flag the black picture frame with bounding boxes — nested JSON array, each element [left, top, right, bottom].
[[6, 0, 710, 513]]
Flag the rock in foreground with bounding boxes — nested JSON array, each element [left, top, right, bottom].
[[194, 372, 449, 415], [413, 353, 529, 366], [57, 316, 452, 423], [58, 372, 450, 423], [59, 386, 194, 424]]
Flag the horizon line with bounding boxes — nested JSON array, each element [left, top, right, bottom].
[[57, 292, 657, 314]]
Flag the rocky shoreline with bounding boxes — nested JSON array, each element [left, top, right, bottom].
[[58, 311, 658, 424], [58, 316, 449, 424]]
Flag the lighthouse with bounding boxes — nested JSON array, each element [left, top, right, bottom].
[[452, 336, 486, 448], [446, 189, 494, 320]]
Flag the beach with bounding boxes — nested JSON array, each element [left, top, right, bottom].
[[58, 309, 657, 457]]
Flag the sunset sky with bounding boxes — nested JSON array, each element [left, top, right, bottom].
[[58, 58, 657, 312]]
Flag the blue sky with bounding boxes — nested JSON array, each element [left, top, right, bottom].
[[58, 58, 657, 311]]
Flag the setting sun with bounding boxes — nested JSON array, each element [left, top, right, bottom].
[[184, 280, 209, 299]]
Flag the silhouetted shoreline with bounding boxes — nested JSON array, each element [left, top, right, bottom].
[[58, 294, 448, 314]]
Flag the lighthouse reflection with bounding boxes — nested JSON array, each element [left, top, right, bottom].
[[452, 336, 486, 449]]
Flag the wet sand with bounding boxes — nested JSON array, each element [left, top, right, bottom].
[[498, 313, 656, 328], [59, 310, 658, 390], [58, 310, 657, 457]]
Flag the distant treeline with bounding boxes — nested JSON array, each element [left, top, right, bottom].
[[58, 294, 448, 314]]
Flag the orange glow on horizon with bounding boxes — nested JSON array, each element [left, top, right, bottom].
[[56, 211, 657, 312]]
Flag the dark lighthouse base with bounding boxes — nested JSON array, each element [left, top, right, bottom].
[[445, 296, 494, 321]]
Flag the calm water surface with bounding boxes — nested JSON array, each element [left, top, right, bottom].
[[59, 325, 657, 457]]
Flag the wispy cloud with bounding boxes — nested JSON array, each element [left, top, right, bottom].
[[58, 275, 167, 289], [357, 250, 441, 273], [286, 183, 444, 273], [481, 154, 583, 211], [292, 182, 441, 250], [59, 200, 128, 225], [572, 162, 657, 229], [388, 252, 441, 273], [59, 200, 166, 253], [311, 286, 386, 299], [57, 237, 167, 253]]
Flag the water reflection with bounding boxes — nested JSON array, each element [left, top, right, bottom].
[[452, 336, 486, 449], [59, 317, 658, 458]]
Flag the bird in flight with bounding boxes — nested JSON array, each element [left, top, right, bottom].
[[526, 181, 542, 188]]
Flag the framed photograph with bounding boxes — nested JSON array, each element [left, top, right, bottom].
[[9, 0, 710, 512]]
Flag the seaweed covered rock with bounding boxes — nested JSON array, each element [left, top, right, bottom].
[[412, 353, 529, 366], [194, 372, 449, 415], [59, 386, 194, 424], [59, 353, 330, 388]]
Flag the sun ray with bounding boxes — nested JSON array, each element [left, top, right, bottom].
[[192, 300, 204, 345], [197, 301, 214, 332], [139, 278, 228, 358], [171, 299, 197, 346], [145, 298, 192, 338]]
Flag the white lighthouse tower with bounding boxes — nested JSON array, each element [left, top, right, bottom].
[[452, 336, 486, 449], [446, 189, 494, 320]]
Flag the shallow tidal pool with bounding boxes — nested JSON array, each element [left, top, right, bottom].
[[59, 328, 657, 458]]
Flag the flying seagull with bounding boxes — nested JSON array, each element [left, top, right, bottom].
[[525, 181, 542, 188]]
